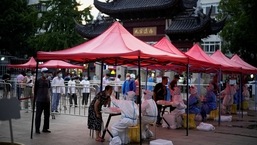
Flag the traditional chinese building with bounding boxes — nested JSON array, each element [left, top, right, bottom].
[[75, 0, 226, 51], [76, 0, 225, 50]]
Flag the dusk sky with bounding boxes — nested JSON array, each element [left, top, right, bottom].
[[78, 0, 101, 18]]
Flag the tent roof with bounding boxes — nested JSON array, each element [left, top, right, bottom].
[[230, 54, 257, 73], [154, 37, 186, 57], [185, 44, 222, 72], [7, 57, 36, 68], [154, 38, 221, 72], [39, 60, 84, 69], [211, 50, 242, 73], [37, 22, 188, 66]]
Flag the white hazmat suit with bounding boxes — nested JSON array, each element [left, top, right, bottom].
[[110, 91, 139, 145], [141, 90, 157, 139], [163, 87, 186, 129]]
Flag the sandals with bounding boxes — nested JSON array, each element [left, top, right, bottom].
[[95, 137, 105, 142]]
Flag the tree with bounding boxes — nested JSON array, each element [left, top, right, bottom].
[[28, 0, 93, 52], [0, 0, 38, 58], [218, 0, 257, 67]]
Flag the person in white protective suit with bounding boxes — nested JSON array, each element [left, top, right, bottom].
[[109, 91, 139, 145], [220, 82, 236, 114], [163, 86, 187, 129], [141, 90, 158, 139]]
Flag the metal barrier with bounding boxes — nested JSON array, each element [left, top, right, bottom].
[[0, 81, 13, 98], [1, 79, 212, 118], [53, 85, 97, 117]]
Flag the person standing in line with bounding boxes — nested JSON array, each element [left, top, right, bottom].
[[68, 77, 78, 107], [51, 70, 65, 112], [35, 67, 51, 134], [2, 70, 11, 98], [153, 76, 168, 126], [134, 75, 140, 104], [80, 76, 91, 107], [23, 70, 34, 112], [122, 73, 136, 99], [102, 74, 110, 91], [16, 70, 25, 100], [88, 85, 112, 142], [147, 74, 154, 91], [114, 74, 122, 99]]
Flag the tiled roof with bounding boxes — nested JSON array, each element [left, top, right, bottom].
[[166, 16, 211, 34], [75, 19, 114, 39], [165, 6, 226, 41], [94, 0, 182, 19], [76, 1, 226, 41], [210, 17, 227, 34]]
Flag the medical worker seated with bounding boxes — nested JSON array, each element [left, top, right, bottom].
[[141, 90, 158, 139], [168, 86, 187, 129], [110, 91, 139, 145]]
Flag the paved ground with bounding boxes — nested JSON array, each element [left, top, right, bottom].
[[1, 105, 257, 145]]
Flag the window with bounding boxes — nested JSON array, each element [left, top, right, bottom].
[[201, 41, 221, 54]]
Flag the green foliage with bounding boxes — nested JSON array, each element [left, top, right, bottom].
[[218, 0, 257, 66], [28, 0, 93, 52], [0, 0, 38, 57]]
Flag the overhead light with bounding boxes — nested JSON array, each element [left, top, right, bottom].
[[1, 57, 5, 61]]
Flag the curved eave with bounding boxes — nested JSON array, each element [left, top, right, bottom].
[[94, 0, 181, 19], [75, 21, 113, 39], [165, 16, 211, 34], [211, 16, 227, 34]]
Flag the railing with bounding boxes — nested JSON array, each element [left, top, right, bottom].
[[0, 79, 214, 117], [0, 81, 13, 98]]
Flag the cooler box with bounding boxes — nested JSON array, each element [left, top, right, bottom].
[[128, 125, 140, 143], [150, 139, 173, 145]]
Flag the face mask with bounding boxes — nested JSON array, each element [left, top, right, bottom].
[[84, 77, 88, 80], [58, 74, 62, 78], [42, 73, 46, 78], [27, 73, 32, 76], [126, 77, 130, 80]]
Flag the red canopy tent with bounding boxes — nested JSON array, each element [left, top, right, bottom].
[[7, 57, 36, 69], [185, 44, 223, 72], [153, 38, 223, 72], [211, 50, 245, 73], [37, 22, 188, 66], [230, 54, 257, 74], [35, 21, 192, 142], [39, 60, 84, 69]]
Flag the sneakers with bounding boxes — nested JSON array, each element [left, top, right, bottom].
[[42, 129, 51, 133]]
